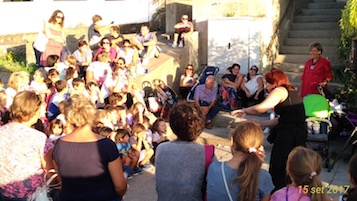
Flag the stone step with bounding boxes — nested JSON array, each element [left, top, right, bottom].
[[276, 54, 311, 64], [291, 22, 339, 30], [285, 37, 339, 46], [280, 45, 338, 55], [300, 8, 343, 16], [308, 2, 346, 9], [288, 30, 340, 38], [276, 54, 339, 66], [294, 15, 341, 22]]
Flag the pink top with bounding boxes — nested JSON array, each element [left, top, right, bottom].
[[271, 186, 311, 201], [0, 122, 53, 198]]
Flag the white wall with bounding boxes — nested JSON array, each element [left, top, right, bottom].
[[0, 0, 151, 35]]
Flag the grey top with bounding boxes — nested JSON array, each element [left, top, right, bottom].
[[206, 160, 274, 201], [155, 141, 208, 201]]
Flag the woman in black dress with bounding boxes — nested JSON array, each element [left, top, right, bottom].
[[232, 69, 307, 192]]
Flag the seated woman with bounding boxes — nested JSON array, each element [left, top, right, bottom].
[[218, 63, 244, 111], [179, 64, 198, 99], [93, 37, 118, 66], [239, 65, 265, 108], [117, 39, 141, 77]]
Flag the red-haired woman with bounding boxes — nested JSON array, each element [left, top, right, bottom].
[[232, 69, 307, 192], [40, 10, 66, 66]]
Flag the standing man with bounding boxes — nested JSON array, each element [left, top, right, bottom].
[[194, 75, 219, 129], [172, 15, 194, 48]]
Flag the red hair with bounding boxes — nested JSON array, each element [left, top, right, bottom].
[[264, 69, 296, 91]]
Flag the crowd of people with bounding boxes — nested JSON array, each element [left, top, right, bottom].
[[0, 8, 355, 201]]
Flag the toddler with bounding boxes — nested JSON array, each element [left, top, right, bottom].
[[151, 118, 168, 150], [48, 119, 65, 142], [115, 129, 140, 179]]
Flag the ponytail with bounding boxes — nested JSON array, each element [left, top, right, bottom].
[[234, 150, 262, 201]]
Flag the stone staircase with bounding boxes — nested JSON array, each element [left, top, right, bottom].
[[275, 0, 346, 89]]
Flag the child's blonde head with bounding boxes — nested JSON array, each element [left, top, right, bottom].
[[287, 146, 326, 201]]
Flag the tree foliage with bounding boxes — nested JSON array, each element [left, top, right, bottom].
[[336, 0, 357, 112]]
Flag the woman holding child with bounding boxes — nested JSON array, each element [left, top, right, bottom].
[[41, 10, 66, 67], [218, 63, 244, 111], [52, 95, 127, 200]]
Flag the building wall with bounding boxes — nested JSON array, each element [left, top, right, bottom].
[[0, 0, 153, 35], [192, 0, 310, 71]]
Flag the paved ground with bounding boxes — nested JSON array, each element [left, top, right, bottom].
[[123, 113, 355, 201]]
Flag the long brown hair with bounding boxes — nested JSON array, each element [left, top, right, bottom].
[[231, 121, 263, 201], [48, 10, 64, 27], [287, 146, 326, 201]]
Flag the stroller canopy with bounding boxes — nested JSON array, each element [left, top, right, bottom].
[[303, 94, 332, 118]]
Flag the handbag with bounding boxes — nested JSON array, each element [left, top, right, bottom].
[[33, 31, 48, 52], [29, 169, 61, 201]]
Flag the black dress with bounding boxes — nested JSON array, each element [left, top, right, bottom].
[[269, 89, 307, 192]]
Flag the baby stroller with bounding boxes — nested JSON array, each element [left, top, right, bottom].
[[187, 66, 220, 102], [146, 79, 179, 120], [303, 94, 333, 169]]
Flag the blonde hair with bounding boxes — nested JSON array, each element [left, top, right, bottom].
[[10, 91, 42, 123], [287, 146, 326, 201], [7, 72, 22, 91], [65, 95, 96, 128], [65, 55, 77, 66], [95, 109, 108, 124], [231, 121, 264, 201]]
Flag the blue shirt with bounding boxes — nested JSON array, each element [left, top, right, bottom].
[[193, 84, 217, 103], [116, 142, 131, 156], [206, 161, 274, 201]]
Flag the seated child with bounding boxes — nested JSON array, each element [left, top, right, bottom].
[[97, 126, 113, 138], [57, 55, 77, 80], [65, 67, 79, 91], [115, 105, 128, 130], [48, 119, 66, 142], [44, 55, 60, 72], [70, 78, 88, 97], [115, 129, 140, 179], [143, 115, 153, 148], [151, 118, 168, 150], [130, 123, 154, 169], [104, 105, 119, 130], [86, 81, 105, 108], [47, 80, 68, 121], [95, 109, 113, 129]]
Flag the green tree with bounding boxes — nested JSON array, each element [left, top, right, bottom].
[[336, 0, 357, 112]]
